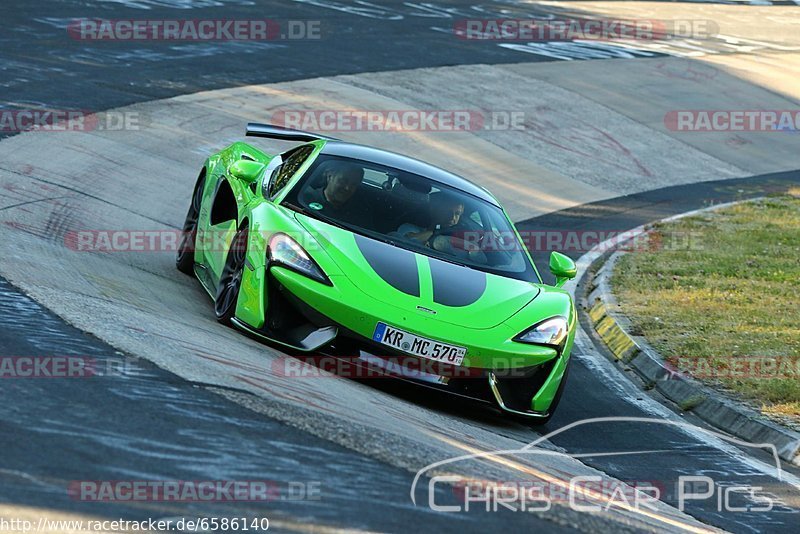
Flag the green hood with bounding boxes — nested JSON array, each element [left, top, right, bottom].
[[295, 214, 540, 330]]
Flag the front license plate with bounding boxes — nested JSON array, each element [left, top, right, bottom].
[[372, 322, 466, 366]]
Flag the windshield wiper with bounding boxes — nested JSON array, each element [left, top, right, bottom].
[[283, 201, 353, 232], [283, 201, 311, 216]]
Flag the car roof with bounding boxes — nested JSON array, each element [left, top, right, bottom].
[[320, 141, 500, 207]]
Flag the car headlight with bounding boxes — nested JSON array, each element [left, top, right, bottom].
[[268, 233, 331, 285], [514, 317, 568, 347]]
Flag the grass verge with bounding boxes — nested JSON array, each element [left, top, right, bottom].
[[612, 193, 800, 422]]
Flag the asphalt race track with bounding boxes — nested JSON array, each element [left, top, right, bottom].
[[1, 1, 800, 533]]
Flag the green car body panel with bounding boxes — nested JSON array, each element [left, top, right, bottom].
[[181, 128, 577, 421]]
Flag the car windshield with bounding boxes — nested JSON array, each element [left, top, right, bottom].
[[283, 154, 539, 283]]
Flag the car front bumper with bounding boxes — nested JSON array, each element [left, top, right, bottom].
[[248, 266, 573, 416]]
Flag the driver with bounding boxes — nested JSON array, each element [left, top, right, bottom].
[[300, 161, 371, 226]]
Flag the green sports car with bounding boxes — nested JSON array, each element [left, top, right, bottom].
[[177, 123, 578, 424]]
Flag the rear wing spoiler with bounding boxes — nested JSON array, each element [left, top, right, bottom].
[[246, 123, 339, 142]]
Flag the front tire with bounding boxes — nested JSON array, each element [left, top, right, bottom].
[[215, 225, 249, 325], [176, 172, 206, 275]]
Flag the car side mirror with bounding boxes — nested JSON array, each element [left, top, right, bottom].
[[549, 251, 577, 288], [229, 160, 265, 184]]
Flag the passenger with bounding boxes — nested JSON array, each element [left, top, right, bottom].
[[396, 193, 464, 246], [394, 192, 486, 263]]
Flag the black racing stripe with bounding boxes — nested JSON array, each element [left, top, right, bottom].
[[355, 235, 420, 297], [429, 257, 486, 307]]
